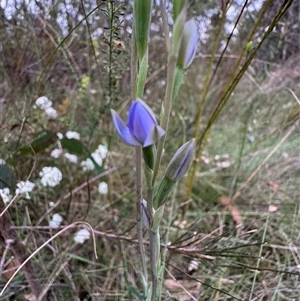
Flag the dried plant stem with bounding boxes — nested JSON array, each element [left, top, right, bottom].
[[231, 125, 296, 203], [0, 221, 97, 298], [0, 196, 44, 300]]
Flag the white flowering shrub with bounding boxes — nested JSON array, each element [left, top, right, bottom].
[[15, 181, 35, 199], [49, 213, 63, 229], [39, 167, 62, 187]]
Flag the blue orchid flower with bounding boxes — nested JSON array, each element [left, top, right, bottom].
[[111, 99, 165, 147]]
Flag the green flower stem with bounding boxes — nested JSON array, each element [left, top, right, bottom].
[[131, 24, 148, 295], [152, 7, 186, 185], [159, 0, 170, 54], [147, 187, 158, 301], [158, 183, 178, 301], [136, 52, 149, 98], [135, 146, 148, 295], [152, 54, 178, 185]]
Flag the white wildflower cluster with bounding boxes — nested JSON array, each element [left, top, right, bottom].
[[65, 131, 80, 140], [98, 182, 108, 195], [1, 180, 37, 203], [49, 213, 63, 229], [15, 181, 35, 199], [50, 131, 81, 164], [64, 153, 78, 163], [81, 144, 108, 171], [0, 188, 12, 204], [39, 167, 62, 187], [35, 96, 58, 119], [50, 148, 63, 158], [73, 228, 90, 244]]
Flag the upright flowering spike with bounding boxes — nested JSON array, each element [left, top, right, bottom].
[[165, 139, 195, 182], [177, 18, 198, 69], [111, 99, 165, 148]]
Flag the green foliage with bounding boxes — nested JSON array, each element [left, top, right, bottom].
[[0, 164, 16, 189], [18, 130, 57, 155]]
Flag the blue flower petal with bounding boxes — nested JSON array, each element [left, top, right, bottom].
[[128, 100, 157, 144], [183, 19, 197, 68], [111, 110, 140, 146], [143, 125, 165, 147]]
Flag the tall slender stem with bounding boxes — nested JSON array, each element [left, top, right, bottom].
[[152, 54, 178, 185], [135, 146, 148, 292], [131, 23, 148, 293], [147, 187, 157, 301]]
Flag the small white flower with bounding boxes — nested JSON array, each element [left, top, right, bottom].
[[49, 201, 55, 207], [66, 131, 80, 140], [57, 133, 64, 140], [80, 145, 108, 171], [91, 152, 103, 167], [64, 153, 78, 163], [15, 181, 35, 199], [96, 145, 108, 159], [50, 148, 62, 158], [44, 107, 58, 119], [98, 182, 108, 195], [49, 213, 63, 229], [39, 167, 62, 187], [74, 228, 90, 244], [80, 159, 95, 171], [0, 159, 6, 164], [0, 188, 12, 204], [35, 96, 52, 110]]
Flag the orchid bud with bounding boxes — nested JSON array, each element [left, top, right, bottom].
[[165, 139, 195, 182], [111, 99, 165, 148], [154, 139, 195, 208], [134, 0, 153, 62], [177, 19, 198, 69]]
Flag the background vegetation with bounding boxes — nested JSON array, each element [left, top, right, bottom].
[[0, 0, 299, 300]]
